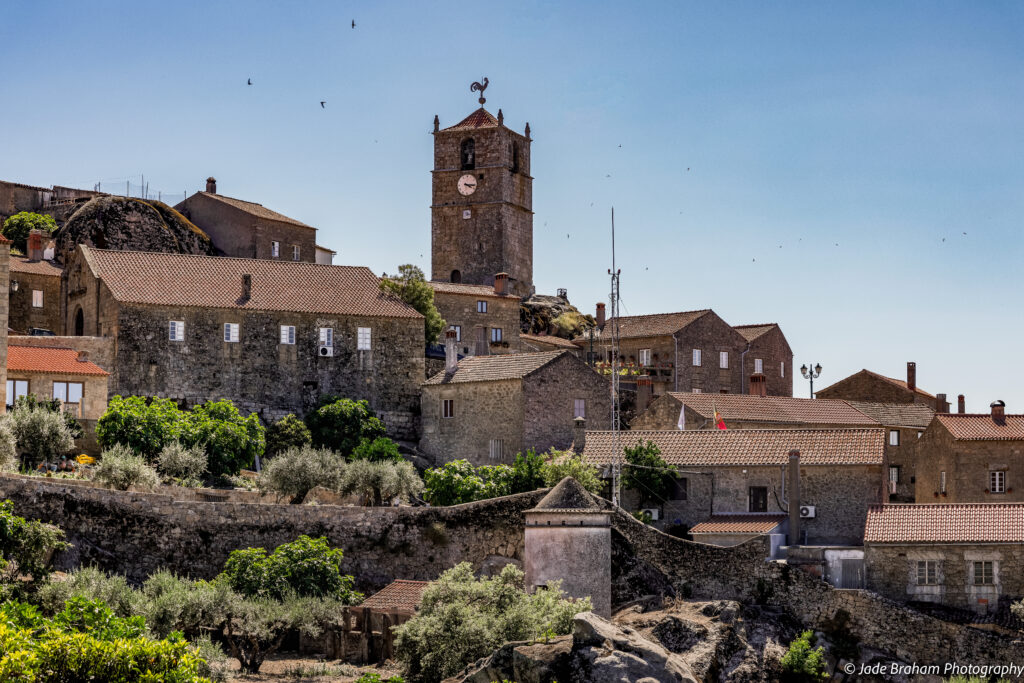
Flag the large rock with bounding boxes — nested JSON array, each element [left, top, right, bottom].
[[520, 294, 594, 338]]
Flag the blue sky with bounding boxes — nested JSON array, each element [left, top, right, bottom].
[[2, 1, 1022, 410]]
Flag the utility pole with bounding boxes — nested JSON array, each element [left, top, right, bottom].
[[609, 207, 622, 507]]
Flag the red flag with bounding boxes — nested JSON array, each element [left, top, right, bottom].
[[713, 404, 727, 430]]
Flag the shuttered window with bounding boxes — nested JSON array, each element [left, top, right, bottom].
[[280, 325, 296, 345]]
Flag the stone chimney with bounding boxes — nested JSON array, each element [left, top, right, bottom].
[[958, 394, 966, 413], [636, 376, 653, 414], [936, 393, 949, 413], [494, 272, 509, 296], [205, 177, 217, 194], [76, 351, 89, 363], [433, 114, 439, 133], [573, 417, 586, 454], [992, 400, 1006, 425], [27, 230, 45, 261], [788, 449, 801, 547], [749, 373, 767, 397], [596, 302, 606, 330], [241, 274, 252, 301], [907, 362, 917, 392], [445, 328, 458, 373]]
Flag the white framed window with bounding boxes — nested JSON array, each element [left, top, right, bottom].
[[940, 471, 947, 494], [6, 379, 28, 407], [292, 245, 300, 261], [271, 241, 280, 258], [31, 290, 43, 308], [691, 388, 702, 393], [889, 465, 900, 484], [169, 320, 185, 341], [279, 325, 296, 345], [781, 361, 785, 378], [973, 561, 994, 585], [319, 327, 334, 347], [491, 327, 503, 343], [754, 358, 763, 374], [53, 381, 83, 404], [889, 430, 900, 446], [489, 439, 504, 460], [450, 325, 461, 341], [719, 351, 729, 369], [990, 470, 1006, 494], [639, 348, 652, 366], [917, 560, 938, 586], [692, 349, 701, 366], [477, 300, 487, 313], [357, 327, 372, 350], [224, 323, 239, 343], [574, 398, 585, 419], [442, 399, 454, 419]]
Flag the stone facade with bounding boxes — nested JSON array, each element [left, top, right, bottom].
[[429, 282, 520, 356], [8, 258, 62, 333], [816, 363, 951, 412]]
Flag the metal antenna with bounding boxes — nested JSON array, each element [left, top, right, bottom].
[[609, 207, 622, 507]]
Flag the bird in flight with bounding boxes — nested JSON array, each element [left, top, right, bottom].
[[320, 101, 326, 108], [352, 19, 356, 28], [247, 78, 252, 86]]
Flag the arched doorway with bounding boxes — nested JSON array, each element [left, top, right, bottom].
[[74, 307, 84, 336]]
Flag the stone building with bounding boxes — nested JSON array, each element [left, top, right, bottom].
[[60, 246, 425, 438], [914, 402, 1024, 504], [428, 278, 520, 356], [574, 308, 793, 398], [430, 102, 533, 297], [8, 230, 62, 334], [844, 401, 935, 502], [0, 179, 103, 228], [420, 347, 610, 465], [580, 428, 886, 545], [864, 503, 1024, 613], [816, 362, 951, 412], [175, 178, 318, 263], [519, 333, 582, 355]]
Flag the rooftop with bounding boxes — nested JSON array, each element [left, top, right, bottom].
[[865, 504, 1024, 544], [819, 368, 937, 400], [577, 310, 711, 341], [427, 280, 517, 299], [357, 580, 430, 613], [187, 192, 314, 230], [733, 323, 779, 342], [520, 333, 581, 350], [531, 477, 602, 513], [424, 350, 570, 385], [935, 413, 1024, 441], [846, 401, 936, 429], [441, 107, 500, 132], [7, 346, 108, 376], [663, 392, 878, 426], [10, 258, 62, 277], [690, 514, 788, 535]]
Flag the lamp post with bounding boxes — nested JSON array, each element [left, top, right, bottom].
[[800, 363, 823, 399]]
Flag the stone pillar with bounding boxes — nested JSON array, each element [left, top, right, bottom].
[[573, 417, 586, 454], [444, 328, 458, 373], [788, 449, 801, 546]]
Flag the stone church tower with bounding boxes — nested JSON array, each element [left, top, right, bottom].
[[431, 83, 534, 297]]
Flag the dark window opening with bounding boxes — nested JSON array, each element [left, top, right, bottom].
[[450, 269, 462, 283], [671, 477, 688, 501], [460, 138, 475, 170], [748, 486, 768, 512], [511, 142, 520, 173], [74, 307, 84, 336]]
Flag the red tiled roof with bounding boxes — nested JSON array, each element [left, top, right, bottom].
[[191, 192, 314, 229], [358, 580, 429, 612], [819, 369, 937, 400], [80, 247, 422, 319], [520, 333, 580, 350], [733, 323, 777, 342], [10, 258, 62, 277], [441, 108, 500, 132], [582, 429, 885, 467], [577, 310, 711, 341], [846, 401, 935, 429], [428, 281, 517, 299], [662, 392, 878, 426], [7, 346, 108, 376], [865, 504, 1024, 543], [424, 351, 569, 385], [935, 414, 1024, 441], [690, 514, 787, 535]]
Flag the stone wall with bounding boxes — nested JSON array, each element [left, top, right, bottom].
[[420, 378, 525, 465], [915, 423, 1024, 503], [8, 265, 61, 334], [523, 354, 611, 454], [432, 289, 520, 357], [741, 325, 793, 397]]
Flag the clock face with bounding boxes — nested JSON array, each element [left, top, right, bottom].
[[457, 174, 478, 196]]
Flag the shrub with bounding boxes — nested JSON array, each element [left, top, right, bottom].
[[0, 419, 17, 472], [350, 435, 403, 462], [8, 406, 76, 468], [13, 394, 84, 439], [393, 563, 587, 683], [780, 630, 828, 682], [380, 264, 446, 344], [540, 450, 604, 494], [2, 211, 57, 252], [184, 399, 265, 476], [306, 397, 385, 455], [157, 442, 208, 487], [623, 440, 677, 507], [259, 444, 345, 504], [94, 444, 160, 491], [265, 413, 311, 457], [510, 450, 546, 494], [0, 500, 68, 597], [423, 460, 515, 506], [142, 572, 233, 640], [549, 311, 591, 338], [38, 566, 144, 618], [96, 395, 188, 460], [52, 596, 148, 640], [338, 459, 424, 506]]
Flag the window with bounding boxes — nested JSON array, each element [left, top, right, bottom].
[[692, 349, 701, 366], [754, 358, 763, 374], [442, 399, 454, 419], [271, 241, 280, 258], [990, 470, 1006, 494], [781, 362, 785, 378], [450, 325, 461, 342], [719, 351, 729, 369], [749, 486, 768, 512], [940, 471, 947, 494], [671, 477, 688, 501], [889, 466, 900, 484], [639, 348, 652, 366], [31, 290, 43, 308], [74, 307, 84, 336], [477, 300, 488, 313], [574, 399, 586, 419], [889, 430, 900, 446], [53, 381, 83, 405], [6, 380, 28, 407], [460, 138, 475, 170], [224, 323, 239, 343], [292, 245, 300, 261], [169, 320, 185, 341], [357, 327, 372, 350], [319, 327, 333, 347], [973, 561, 994, 585], [917, 560, 938, 585], [450, 269, 461, 283], [491, 327, 503, 343], [489, 439, 504, 460], [279, 325, 296, 345], [720, 388, 729, 394], [691, 388, 702, 393]]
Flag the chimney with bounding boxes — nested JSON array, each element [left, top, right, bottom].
[[205, 177, 217, 194], [241, 274, 252, 301], [991, 400, 1006, 425], [636, 375, 653, 413], [27, 230, 44, 261], [596, 302, 606, 330], [445, 328, 458, 373], [433, 114, 439, 133], [788, 449, 801, 547], [573, 417, 586, 454], [494, 272, 509, 296], [906, 362, 916, 392], [958, 394, 966, 413], [936, 393, 948, 413], [76, 351, 89, 363], [749, 373, 767, 397]]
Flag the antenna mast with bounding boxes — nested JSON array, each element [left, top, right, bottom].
[[609, 207, 622, 507]]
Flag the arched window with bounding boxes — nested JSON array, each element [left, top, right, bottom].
[[450, 269, 462, 283], [460, 139, 475, 170], [74, 307, 84, 336]]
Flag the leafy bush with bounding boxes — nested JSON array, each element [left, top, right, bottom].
[[259, 444, 345, 504], [510, 450, 546, 494], [393, 563, 587, 683], [780, 630, 828, 681], [306, 397, 386, 455], [96, 396, 189, 460], [0, 419, 17, 472], [8, 406, 76, 468], [350, 435, 403, 462], [185, 399, 265, 476], [142, 572, 233, 640], [38, 566, 145, 618], [623, 440, 677, 507], [52, 596, 148, 640], [94, 444, 160, 491], [157, 442, 208, 487], [2, 211, 57, 252], [13, 394, 84, 439], [265, 413, 311, 457], [0, 500, 68, 597], [338, 459, 423, 506], [422, 460, 516, 506], [380, 264, 446, 344], [541, 450, 604, 494]]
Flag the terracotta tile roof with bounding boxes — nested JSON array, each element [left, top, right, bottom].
[[424, 350, 570, 385], [582, 429, 885, 467], [865, 504, 1024, 543], [820, 369, 937, 400], [733, 324, 778, 342], [935, 414, 1024, 441], [80, 247, 422, 319], [577, 310, 711, 341], [10, 258, 62, 277], [193, 192, 314, 229], [7, 346, 108, 376], [846, 401, 935, 429], [428, 281, 517, 299], [358, 580, 429, 612], [441, 107, 500, 132], [520, 333, 580, 350], [663, 392, 878, 426], [690, 514, 787, 535]]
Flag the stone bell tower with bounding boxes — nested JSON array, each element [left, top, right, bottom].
[[430, 79, 534, 297]]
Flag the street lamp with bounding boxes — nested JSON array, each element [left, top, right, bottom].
[[800, 363, 823, 399]]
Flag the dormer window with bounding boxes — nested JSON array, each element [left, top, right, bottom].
[[460, 138, 475, 170]]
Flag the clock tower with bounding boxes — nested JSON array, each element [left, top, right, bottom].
[[431, 81, 534, 297]]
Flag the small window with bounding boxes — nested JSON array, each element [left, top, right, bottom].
[[169, 320, 185, 341], [442, 399, 454, 419], [489, 439, 504, 460], [671, 477, 688, 501], [719, 351, 729, 369], [574, 399, 585, 419], [357, 327, 371, 350], [31, 290, 43, 308], [748, 486, 768, 512], [889, 430, 900, 446], [292, 245, 300, 261], [224, 323, 239, 343], [271, 241, 280, 258], [917, 560, 938, 585], [6, 380, 28, 407], [450, 269, 461, 283], [917, 431, 923, 439], [477, 300, 488, 313], [940, 471, 947, 494], [491, 327, 503, 343], [720, 388, 729, 394], [974, 561, 994, 585], [280, 325, 296, 345], [639, 348, 652, 366], [781, 361, 785, 378], [319, 327, 333, 347], [754, 358, 763, 374], [53, 381, 83, 405], [691, 388, 702, 393], [450, 325, 461, 342], [889, 465, 900, 484], [460, 138, 475, 170], [990, 470, 1006, 494], [692, 349, 702, 366]]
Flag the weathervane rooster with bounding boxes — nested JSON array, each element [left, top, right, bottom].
[[471, 77, 489, 105]]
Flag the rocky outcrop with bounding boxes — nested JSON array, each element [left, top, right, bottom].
[[520, 294, 594, 338], [55, 196, 216, 262]]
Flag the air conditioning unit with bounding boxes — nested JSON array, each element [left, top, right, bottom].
[[800, 505, 816, 519], [318, 345, 334, 357], [640, 508, 660, 521]]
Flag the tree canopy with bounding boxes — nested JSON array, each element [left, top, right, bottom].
[[380, 264, 446, 344], [1, 211, 57, 253]]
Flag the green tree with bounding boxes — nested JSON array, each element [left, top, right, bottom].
[[8, 406, 76, 468], [380, 264, 446, 344], [264, 414, 311, 457], [183, 399, 264, 476], [350, 435, 403, 462], [96, 396, 188, 460], [258, 444, 345, 504], [305, 397, 386, 455], [780, 630, 829, 681], [0, 499, 68, 596], [422, 460, 514, 506], [1, 211, 57, 253], [509, 449, 546, 494], [338, 459, 423, 506], [622, 440, 677, 508], [94, 443, 161, 491], [14, 394, 84, 439], [541, 450, 604, 495]]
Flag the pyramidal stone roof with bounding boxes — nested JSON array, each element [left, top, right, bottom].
[[441, 107, 500, 132], [530, 477, 602, 513]]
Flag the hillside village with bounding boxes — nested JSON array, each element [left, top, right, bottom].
[[0, 85, 1022, 682]]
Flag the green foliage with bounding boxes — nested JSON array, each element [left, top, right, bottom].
[[338, 459, 424, 506], [37, 566, 144, 618], [393, 562, 587, 683], [217, 535, 361, 603], [510, 450, 546, 494], [540, 450, 604, 494], [184, 399, 264, 476], [52, 596, 147, 640], [7, 406, 75, 468], [156, 442, 208, 487], [259, 444, 345, 504], [351, 435, 403, 462], [354, 674, 405, 683], [780, 630, 828, 682], [631, 509, 653, 524], [1, 211, 57, 252], [549, 311, 591, 339], [623, 440, 677, 507], [0, 419, 16, 473], [94, 444, 160, 491], [306, 397, 386, 455], [13, 395, 84, 439], [380, 264, 446, 344], [422, 460, 515, 506], [265, 413, 311, 457], [96, 396, 189, 460], [0, 499, 68, 595]]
